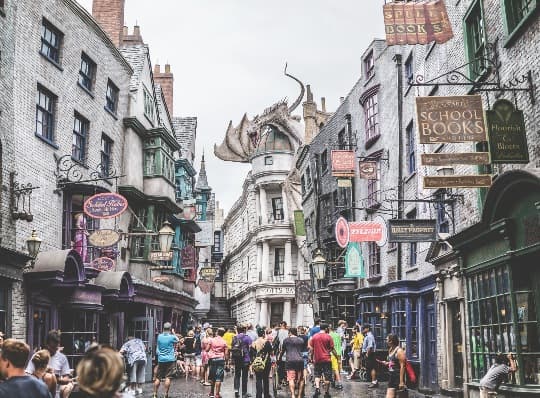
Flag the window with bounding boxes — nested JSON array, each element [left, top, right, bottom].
[[405, 54, 414, 84], [59, 310, 98, 369], [321, 150, 328, 173], [435, 190, 449, 233], [143, 86, 154, 121], [40, 19, 62, 64], [464, 0, 487, 78], [264, 156, 273, 165], [0, 286, 7, 339], [301, 175, 306, 195], [410, 298, 418, 358], [359, 301, 389, 349], [391, 298, 407, 349], [407, 209, 417, 267], [363, 93, 379, 140], [144, 150, 156, 175], [367, 157, 381, 208], [100, 134, 113, 177], [338, 128, 347, 150], [406, 121, 416, 175], [105, 79, 119, 114], [306, 166, 312, 187], [274, 248, 285, 276], [130, 207, 148, 258], [271, 197, 284, 221], [364, 50, 374, 79], [321, 196, 332, 227], [72, 113, 88, 163], [213, 231, 221, 252], [35, 85, 56, 142], [503, 0, 536, 36], [468, 266, 540, 385], [368, 242, 381, 276], [62, 193, 102, 263], [79, 53, 96, 92]]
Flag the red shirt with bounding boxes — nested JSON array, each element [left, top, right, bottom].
[[310, 332, 334, 363]]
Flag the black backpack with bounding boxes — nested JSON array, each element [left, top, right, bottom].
[[231, 335, 244, 361]]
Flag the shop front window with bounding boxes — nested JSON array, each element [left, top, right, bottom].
[[392, 298, 407, 351], [60, 311, 98, 370], [62, 193, 102, 263], [468, 264, 540, 385], [359, 300, 388, 349]]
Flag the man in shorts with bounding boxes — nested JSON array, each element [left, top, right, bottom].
[[281, 328, 306, 398], [362, 324, 378, 388], [308, 324, 337, 398], [328, 325, 343, 389], [153, 322, 179, 398]]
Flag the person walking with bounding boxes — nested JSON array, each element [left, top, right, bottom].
[[275, 321, 289, 387], [183, 330, 197, 378], [298, 327, 311, 383], [479, 353, 517, 398], [281, 327, 306, 398], [0, 339, 50, 398], [308, 324, 337, 398], [251, 327, 272, 398], [346, 326, 363, 380], [119, 336, 147, 395], [379, 334, 406, 398], [68, 345, 128, 398], [361, 325, 378, 388], [232, 325, 252, 398], [328, 325, 343, 390], [30, 349, 57, 397], [153, 322, 179, 398], [207, 328, 229, 398], [26, 330, 73, 398], [201, 328, 214, 386]]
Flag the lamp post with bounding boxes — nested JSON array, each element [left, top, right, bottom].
[[158, 221, 175, 253], [26, 229, 42, 268], [312, 248, 327, 281]]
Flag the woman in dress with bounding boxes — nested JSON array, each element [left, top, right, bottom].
[[380, 334, 406, 398], [73, 213, 89, 263]]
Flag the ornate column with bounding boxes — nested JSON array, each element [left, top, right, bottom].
[[262, 240, 270, 281], [259, 299, 269, 326], [255, 301, 261, 325], [281, 184, 289, 222], [259, 186, 268, 224], [283, 300, 292, 326], [296, 302, 304, 326], [256, 242, 263, 282], [284, 240, 292, 281], [255, 190, 261, 225]]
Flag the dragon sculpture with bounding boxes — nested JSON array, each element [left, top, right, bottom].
[[214, 64, 306, 163]]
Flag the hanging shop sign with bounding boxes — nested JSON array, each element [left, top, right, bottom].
[[421, 152, 490, 166], [359, 161, 378, 179], [182, 204, 197, 221], [337, 178, 352, 188], [294, 210, 306, 236], [349, 220, 387, 246], [195, 221, 213, 246], [331, 150, 356, 177], [295, 280, 312, 304], [88, 229, 121, 248], [152, 276, 171, 283], [89, 257, 115, 271], [344, 242, 365, 278], [424, 175, 492, 189], [416, 95, 486, 144], [486, 99, 530, 164], [335, 216, 350, 248], [149, 251, 173, 262], [388, 219, 438, 242], [181, 245, 196, 269], [383, 0, 453, 46], [199, 266, 218, 282], [84, 192, 128, 219]]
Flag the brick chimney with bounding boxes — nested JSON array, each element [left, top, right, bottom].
[[122, 25, 144, 46], [92, 0, 125, 47], [154, 63, 174, 115], [303, 84, 317, 144]]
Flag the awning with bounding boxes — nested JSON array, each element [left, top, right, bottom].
[[95, 271, 135, 302], [25, 249, 86, 286]]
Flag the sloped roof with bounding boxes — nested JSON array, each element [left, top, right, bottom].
[[173, 117, 197, 160], [119, 44, 148, 92]]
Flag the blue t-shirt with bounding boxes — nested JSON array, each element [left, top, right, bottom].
[[0, 375, 50, 398], [157, 332, 179, 363]]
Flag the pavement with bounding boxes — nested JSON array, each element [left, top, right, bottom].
[[137, 372, 449, 398]]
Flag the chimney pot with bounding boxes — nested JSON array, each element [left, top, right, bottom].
[[133, 25, 141, 36], [165, 64, 171, 73], [321, 97, 326, 113], [306, 85, 313, 102], [154, 64, 161, 74], [123, 26, 128, 36]]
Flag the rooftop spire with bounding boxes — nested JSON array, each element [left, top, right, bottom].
[[195, 150, 211, 191]]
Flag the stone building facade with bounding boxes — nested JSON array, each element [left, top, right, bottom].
[[217, 93, 314, 327]]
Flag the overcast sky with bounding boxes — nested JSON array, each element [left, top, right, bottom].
[[78, 0, 385, 214]]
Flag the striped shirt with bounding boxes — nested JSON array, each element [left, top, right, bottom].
[[480, 364, 509, 389]]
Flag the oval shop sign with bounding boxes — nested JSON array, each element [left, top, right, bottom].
[[84, 193, 128, 219]]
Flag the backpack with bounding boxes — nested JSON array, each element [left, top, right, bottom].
[[252, 352, 268, 373], [231, 335, 244, 361]]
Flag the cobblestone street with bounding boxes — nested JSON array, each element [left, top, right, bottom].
[[140, 374, 444, 398]]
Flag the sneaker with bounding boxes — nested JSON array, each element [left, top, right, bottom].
[[368, 381, 378, 388], [334, 384, 343, 390], [235, 391, 240, 398]]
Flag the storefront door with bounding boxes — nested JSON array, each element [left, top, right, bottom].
[[449, 301, 463, 387], [31, 305, 51, 351], [425, 301, 438, 389], [270, 302, 283, 326], [129, 317, 154, 382]]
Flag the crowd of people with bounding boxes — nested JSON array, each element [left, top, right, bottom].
[[0, 318, 517, 398]]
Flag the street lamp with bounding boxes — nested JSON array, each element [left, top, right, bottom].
[[26, 229, 42, 268], [158, 221, 175, 253], [312, 248, 327, 281]]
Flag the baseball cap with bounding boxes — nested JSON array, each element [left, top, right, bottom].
[[203, 322, 210, 329], [163, 322, 172, 330]]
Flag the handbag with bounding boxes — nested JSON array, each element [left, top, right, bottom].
[[405, 360, 417, 385]]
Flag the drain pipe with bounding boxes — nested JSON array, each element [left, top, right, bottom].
[[394, 53, 404, 281]]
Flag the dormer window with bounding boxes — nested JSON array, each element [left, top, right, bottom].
[[364, 50, 374, 80]]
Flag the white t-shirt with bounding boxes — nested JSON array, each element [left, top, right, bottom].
[[25, 350, 71, 376]]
